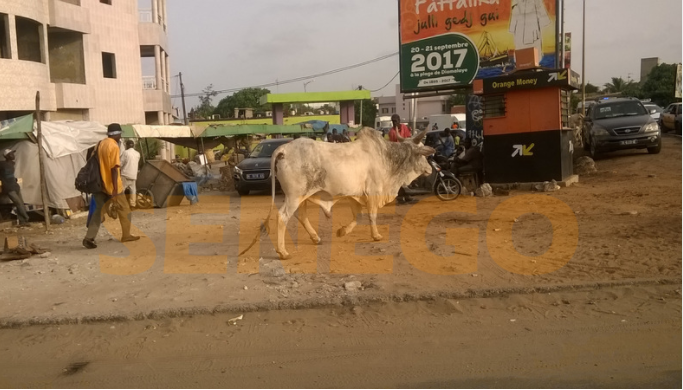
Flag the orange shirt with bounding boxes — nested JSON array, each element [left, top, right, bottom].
[[388, 124, 412, 142], [97, 138, 123, 195]]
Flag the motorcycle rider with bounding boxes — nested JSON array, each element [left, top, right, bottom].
[[451, 138, 483, 178], [436, 128, 455, 157]]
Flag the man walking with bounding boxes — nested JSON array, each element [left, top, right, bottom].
[[83, 124, 140, 249], [388, 114, 416, 205], [120, 139, 141, 208], [0, 149, 30, 226]]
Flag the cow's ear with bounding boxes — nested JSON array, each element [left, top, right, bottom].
[[418, 146, 435, 156]]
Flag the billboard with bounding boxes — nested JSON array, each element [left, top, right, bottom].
[[399, 0, 558, 93]]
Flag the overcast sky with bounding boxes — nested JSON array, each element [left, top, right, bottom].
[[165, 0, 682, 109]]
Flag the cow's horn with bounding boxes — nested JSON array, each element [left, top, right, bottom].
[[412, 129, 428, 144]]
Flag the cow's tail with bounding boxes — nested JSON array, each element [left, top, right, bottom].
[[238, 149, 284, 257]]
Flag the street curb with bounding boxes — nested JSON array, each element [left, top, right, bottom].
[[0, 276, 680, 329]]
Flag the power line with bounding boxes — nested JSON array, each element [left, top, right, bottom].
[[370, 71, 400, 92], [172, 52, 399, 98]]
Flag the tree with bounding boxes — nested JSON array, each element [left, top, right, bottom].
[[192, 84, 218, 119], [447, 94, 467, 111], [354, 99, 377, 127], [641, 63, 678, 107], [213, 87, 271, 119], [622, 81, 643, 99], [584, 83, 600, 94], [603, 77, 628, 93]]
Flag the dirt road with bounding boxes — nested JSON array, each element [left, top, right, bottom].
[[0, 136, 680, 325], [0, 285, 679, 388]]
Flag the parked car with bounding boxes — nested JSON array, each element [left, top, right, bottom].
[[642, 102, 664, 122], [233, 138, 292, 195], [582, 97, 661, 157], [660, 102, 682, 134]]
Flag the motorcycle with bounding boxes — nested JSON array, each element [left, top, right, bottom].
[[427, 155, 462, 201]]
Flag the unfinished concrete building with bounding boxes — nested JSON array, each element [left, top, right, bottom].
[[0, 0, 173, 126]]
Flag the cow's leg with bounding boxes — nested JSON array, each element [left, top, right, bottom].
[[277, 198, 301, 260], [368, 205, 383, 241], [296, 200, 321, 245], [337, 199, 362, 237]]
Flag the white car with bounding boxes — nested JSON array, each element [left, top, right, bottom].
[[643, 103, 664, 121]]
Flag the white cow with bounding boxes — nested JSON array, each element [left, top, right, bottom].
[[239, 127, 435, 260]]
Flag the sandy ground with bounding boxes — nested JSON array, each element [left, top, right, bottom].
[[0, 285, 679, 388], [0, 136, 680, 325]]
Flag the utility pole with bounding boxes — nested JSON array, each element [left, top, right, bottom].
[[560, 0, 565, 68], [179, 72, 188, 125], [358, 85, 363, 127], [411, 93, 417, 132], [581, 0, 586, 115], [34, 92, 50, 231]]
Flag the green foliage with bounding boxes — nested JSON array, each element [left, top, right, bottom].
[[641, 63, 679, 107], [603, 77, 630, 93], [585, 83, 600, 94], [447, 94, 467, 110], [192, 84, 218, 119], [354, 100, 378, 127], [139, 138, 160, 160], [213, 87, 271, 119], [622, 81, 643, 99], [570, 92, 581, 113]]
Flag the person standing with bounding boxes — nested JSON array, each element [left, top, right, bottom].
[[83, 124, 140, 249], [388, 114, 416, 204], [388, 114, 412, 142], [0, 149, 30, 226], [120, 139, 141, 208], [341, 129, 351, 143]]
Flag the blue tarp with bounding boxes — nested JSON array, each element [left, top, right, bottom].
[[294, 120, 330, 132]]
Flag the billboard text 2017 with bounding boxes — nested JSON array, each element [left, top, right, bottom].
[[399, 0, 558, 93]]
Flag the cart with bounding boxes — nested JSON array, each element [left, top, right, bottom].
[[135, 160, 198, 209]]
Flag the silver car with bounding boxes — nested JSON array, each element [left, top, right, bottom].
[[643, 103, 664, 121]]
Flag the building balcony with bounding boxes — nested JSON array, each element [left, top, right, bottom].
[[54, 82, 92, 109], [142, 76, 156, 90], [138, 11, 168, 50], [143, 88, 171, 113], [142, 76, 169, 92], [48, 0, 91, 34]]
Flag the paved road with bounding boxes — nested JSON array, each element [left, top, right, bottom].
[[0, 285, 680, 388]]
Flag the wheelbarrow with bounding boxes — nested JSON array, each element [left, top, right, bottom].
[[135, 160, 198, 209]]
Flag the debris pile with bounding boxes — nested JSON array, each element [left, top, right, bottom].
[[574, 156, 598, 175], [534, 180, 561, 192], [475, 183, 493, 197]]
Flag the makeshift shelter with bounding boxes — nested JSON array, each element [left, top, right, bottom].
[[198, 124, 323, 137], [121, 124, 229, 151], [0, 114, 34, 141], [0, 119, 110, 214]]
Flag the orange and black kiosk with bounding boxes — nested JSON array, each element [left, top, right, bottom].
[[472, 67, 580, 184]]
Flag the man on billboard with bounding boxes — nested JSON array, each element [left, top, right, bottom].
[[509, 0, 553, 57]]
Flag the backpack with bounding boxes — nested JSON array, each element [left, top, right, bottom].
[[75, 141, 103, 194]]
